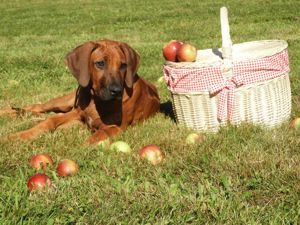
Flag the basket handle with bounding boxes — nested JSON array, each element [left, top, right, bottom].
[[220, 7, 233, 77]]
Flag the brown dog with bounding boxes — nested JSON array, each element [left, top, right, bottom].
[[0, 40, 160, 144]]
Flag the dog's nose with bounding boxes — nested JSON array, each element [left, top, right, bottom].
[[109, 84, 122, 97]]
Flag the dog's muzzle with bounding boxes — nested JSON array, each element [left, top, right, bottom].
[[96, 83, 123, 101], [109, 83, 123, 99]]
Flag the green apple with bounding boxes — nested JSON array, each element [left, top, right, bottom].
[[109, 141, 132, 153], [185, 133, 205, 145], [157, 76, 165, 83]]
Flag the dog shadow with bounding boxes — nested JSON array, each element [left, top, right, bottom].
[[160, 101, 176, 122]]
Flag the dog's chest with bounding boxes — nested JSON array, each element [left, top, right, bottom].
[[83, 99, 122, 130]]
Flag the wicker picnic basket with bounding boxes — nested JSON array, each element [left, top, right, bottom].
[[163, 7, 291, 132]]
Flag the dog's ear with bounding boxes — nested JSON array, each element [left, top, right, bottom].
[[64, 42, 96, 87], [119, 42, 140, 88]]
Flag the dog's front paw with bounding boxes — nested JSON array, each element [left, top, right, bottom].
[[86, 130, 109, 145]]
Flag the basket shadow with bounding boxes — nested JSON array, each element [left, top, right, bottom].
[[212, 48, 223, 59], [159, 101, 176, 122]]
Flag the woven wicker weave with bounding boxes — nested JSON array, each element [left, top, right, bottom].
[[165, 7, 291, 132]]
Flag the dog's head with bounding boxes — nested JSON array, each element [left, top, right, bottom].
[[65, 40, 140, 101]]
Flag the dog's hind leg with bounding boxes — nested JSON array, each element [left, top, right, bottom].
[[8, 109, 82, 141], [0, 91, 77, 116], [22, 91, 77, 114]]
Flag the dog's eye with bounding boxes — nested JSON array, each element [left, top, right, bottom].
[[120, 63, 127, 71], [95, 60, 105, 69]]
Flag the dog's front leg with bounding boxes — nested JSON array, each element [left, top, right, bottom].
[[86, 125, 122, 145]]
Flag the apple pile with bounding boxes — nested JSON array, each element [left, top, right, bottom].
[[26, 140, 167, 192], [27, 153, 79, 192], [101, 139, 165, 165], [162, 40, 197, 62], [106, 139, 165, 165]]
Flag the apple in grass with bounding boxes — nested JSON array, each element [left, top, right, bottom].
[[27, 173, 52, 191], [109, 141, 132, 153], [29, 153, 54, 170], [157, 76, 165, 84], [56, 159, 79, 177], [162, 40, 183, 62], [139, 144, 164, 165], [290, 118, 300, 129], [177, 43, 197, 62], [185, 133, 205, 145]]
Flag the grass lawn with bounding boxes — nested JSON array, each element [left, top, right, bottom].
[[1, 0, 300, 224]]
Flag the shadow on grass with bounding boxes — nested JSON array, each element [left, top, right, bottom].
[[160, 101, 176, 122]]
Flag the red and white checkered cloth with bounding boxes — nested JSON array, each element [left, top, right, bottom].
[[163, 49, 290, 121]]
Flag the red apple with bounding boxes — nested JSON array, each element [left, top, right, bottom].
[[162, 40, 183, 62], [27, 173, 52, 191], [139, 144, 164, 165], [29, 153, 54, 170], [56, 159, 79, 177], [177, 43, 197, 62]]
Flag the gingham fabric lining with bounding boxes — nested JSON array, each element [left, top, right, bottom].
[[163, 49, 290, 121]]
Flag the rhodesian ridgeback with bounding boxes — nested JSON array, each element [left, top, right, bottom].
[[0, 40, 160, 144]]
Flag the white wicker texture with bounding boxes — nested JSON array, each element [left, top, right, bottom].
[[170, 73, 291, 132]]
